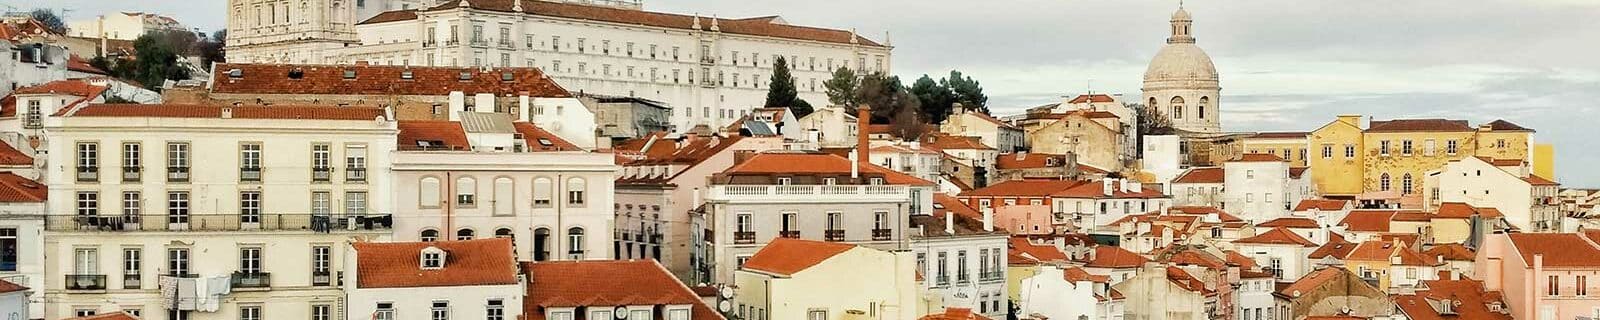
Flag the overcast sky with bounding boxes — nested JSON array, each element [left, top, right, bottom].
[[17, 0, 1600, 187]]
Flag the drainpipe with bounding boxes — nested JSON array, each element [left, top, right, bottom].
[[444, 171, 452, 239]]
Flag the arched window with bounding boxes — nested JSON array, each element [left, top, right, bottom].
[[566, 178, 587, 206], [567, 227, 586, 259], [533, 228, 551, 261], [495, 227, 514, 239], [1149, 97, 1158, 109], [1170, 96, 1185, 119], [456, 228, 476, 241], [1402, 174, 1414, 195], [419, 176, 441, 207], [1198, 97, 1209, 119], [533, 177, 553, 207], [1380, 173, 1392, 191], [456, 177, 477, 206], [420, 229, 439, 242]]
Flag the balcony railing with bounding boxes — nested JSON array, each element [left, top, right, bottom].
[[422, 39, 438, 47], [312, 167, 332, 182], [23, 117, 40, 129], [470, 38, 488, 47], [710, 185, 908, 200], [825, 229, 846, 242], [980, 271, 1004, 283], [65, 274, 107, 290], [46, 213, 393, 232], [936, 275, 950, 286], [122, 166, 140, 182], [231, 272, 271, 288], [240, 167, 262, 182], [346, 167, 367, 182], [734, 231, 755, 244], [76, 166, 98, 182], [872, 228, 893, 241], [498, 40, 515, 48], [779, 230, 800, 239], [167, 166, 190, 182], [123, 273, 141, 289], [312, 271, 331, 286]]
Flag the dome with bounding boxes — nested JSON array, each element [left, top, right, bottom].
[[1143, 43, 1218, 82], [1171, 8, 1192, 21]]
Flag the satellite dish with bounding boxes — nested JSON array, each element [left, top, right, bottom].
[[614, 307, 628, 318], [719, 286, 736, 299], [717, 300, 733, 313]]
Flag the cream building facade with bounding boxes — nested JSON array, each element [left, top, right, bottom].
[[1142, 8, 1221, 134], [734, 239, 919, 320], [67, 12, 188, 41], [1424, 156, 1560, 232]]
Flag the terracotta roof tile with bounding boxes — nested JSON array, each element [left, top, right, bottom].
[[1084, 245, 1148, 268], [0, 277, 26, 294], [1366, 119, 1473, 132], [513, 122, 581, 151], [1392, 211, 1434, 222], [1290, 167, 1309, 179], [524, 260, 722, 320], [359, 9, 418, 24], [68, 104, 388, 120], [1234, 227, 1318, 247], [211, 63, 571, 97], [1279, 267, 1350, 297], [426, 0, 884, 47], [1505, 233, 1600, 268], [1340, 210, 1397, 232], [1393, 278, 1512, 320], [0, 172, 46, 203], [919, 308, 992, 320], [1293, 199, 1349, 211], [1062, 266, 1110, 283], [1167, 249, 1227, 270], [1172, 167, 1224, 184], [1250, 131, 1309, 139], [720, 152, 934, 186], [1050, 180, 1165, 199], [1524, 175, 1558, 186], [1224, 250, 1260, 269], [925, 134, 994, 150], [1232, 153, 1284, 162], [1068, 94, 1116, 104], [741, 238, 856, 276], [1008, 237, 1068, 262], [1423, 244, 1475, 261], [1483, 119, 1533, 132], [1166, 266, 1212, 294], [13, 79, 106, 96], [0, 140, 33, 166], [398, 121, 470, 150], [1309, 234, 1356, 259], [960, 179, 1084, 197], [353, 238, 519, 288], [1257, 217, 1320, 229], [67, 54, 108, 75], [63, 312, 138, 320]]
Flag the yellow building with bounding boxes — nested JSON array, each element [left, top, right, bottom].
[[1341, 240, 1435, 290], [1532, 143, 1555, 180], [1308, 115, 1366, 196], [1474, 120, 1535, 161], [1024, 110, 1124, 171], [735, 238, 921, 320], [1241, 132, 1311, 167]]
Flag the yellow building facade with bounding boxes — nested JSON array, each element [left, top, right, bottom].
[[1307, 115, 1533, 197], [1024, 111, 1124, 171], [1308, 115, 1366, 196], [1532, 143, 1555, 180], [1241, 132, 1311, 167]]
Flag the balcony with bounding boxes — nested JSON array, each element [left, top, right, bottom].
[[872, 228, 893, 241], [956, 275, 970, 285], [708, 185, 909, 203], [422, 39, 437, 47], [312, 167, 332, 182], [936, 275, 950, 287], [46, 213, 394, 232], [240, 167, 262, 182], [122, 166, 140, 182], [312, 271, 331, 286], [346, 167, 367, 182], [123, 273, 141, 289], [167, 166, 189, 182], [497, 40, 515, 49], [700, 56, 716, 64], [779, 230, 800, 239], [734, 231, 755, 244], [231, 272, 271, 289], [65, 274, 107, 290], [23, 116, 40, 129], [980, 271, 1005, 283], [76, 166, 98, 182], [470, 38, 488, 47], [825, 229, 846, 242]]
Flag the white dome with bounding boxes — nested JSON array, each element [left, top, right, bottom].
[[1143, 43, 1218, 82], [1171, 8, 1192, 21]]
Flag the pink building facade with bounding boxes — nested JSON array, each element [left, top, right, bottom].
[[1476, 232, 1600, 320]]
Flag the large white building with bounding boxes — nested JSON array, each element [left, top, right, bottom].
[[226, 0, 892, 132], [67, 12, 188, 41], [41, 103, 396, 319], [1142, 7, 1221, 133]]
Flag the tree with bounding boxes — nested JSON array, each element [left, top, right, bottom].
[[944, 70, 989, 114], [211, 29, 228, 43], [1130, 103, 1176, 157], [764, 56, 811, 117], [910, 74, 955, 124], [118, 31, 194, 91], [855, 72, 924, 141], [199, 29, 228, 66], [30, 9, 66, 34], [823, 67, 859, 107]]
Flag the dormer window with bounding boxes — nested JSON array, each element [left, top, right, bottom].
[[459, 71, 473, 80], [227, 68, 243, 78], [288, 68, 305, 79], [421, 247, 446, 269], [401, 70, 414, 79], [501, 72, 515, 82], [342, 69, 357, 79]]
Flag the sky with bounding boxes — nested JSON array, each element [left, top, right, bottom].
[[14, 0, 1600, 187]]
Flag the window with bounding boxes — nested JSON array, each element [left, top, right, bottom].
[[239, 306, 262, 320], [566, 178, 586, 205], [453, 177, 478, 206], [456, 229, 475, 241], [1497, 139, 1507, 148], [567, 227, 586, 258], [1424, 139, 1436, 156], [667, 309, 689, 320], [874, 211, 889, 230], [346, 145, 367, 181], [312, 305, 332, 320], [77, 142, 99, 181], [808, 310, 827, 320], [312, 144, 331, 181], [1380, 140, 1391, 156], [422, 250, 444, 269], [375, 302, 396, 320], [76, 191, 99, 217], [1402, 174, 1414, 195], [736, 213, 752, 233], [167, 192, 190, 225], [630, 309, 651, 320], [0, 228, 14, 272], [240, 191, 262, 224], [239, 247, 262, 275], [238, 143, 262, 181], [312, 245, 331, 285], [432, 301, 450, 320], [1380, 173, 1392, 191], [122, 142, 141, 180], [1580, 275, 1588, 296], [1447, 140, 1459, 154], [1402, 140, 1414, 156], [487, 300, 505, 320], [1344, 144, 1356, 158], [590, 310, 613, 320], [421, 229, 440, 242], [311, 192, 331, 215], [957, 250, 969, 282], [168, 248, 190, 276], [420, 177, 441, 207], [345, 192, 368, 214], [533, 178, 553, 206], [1551, 275, 1560, 296]]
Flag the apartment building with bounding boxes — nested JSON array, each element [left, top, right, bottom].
[[909, 195, 1009, 319], [0, 173, 44, 319], [41, 104, 397, 319], [733, 238, 918, 320], [1425, 156, 1562, 232], [345, 238, 523, 320]]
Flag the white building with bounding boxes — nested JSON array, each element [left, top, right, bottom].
[[231, 0, 892, 132], [1230, 227, 1318, 282], [345, 238, 523, 320], [869, 143, 944, 184], [794, 105, 859, 148], [1141, 135, 1184, 190], [41, 103, 396, 319], [909, 198, 1009, 319], [0, 278, 27, 320], [1424, 156, 1561, 232], [1017, 265, 1125, 320], [1169, 167, 1222, 208], [0, 173, 44, 319], [0, 79, 108, 150], [67, 12, 188, 41], [0, 43, 70, 97], [390, 111, 617, 261], [1235, 272, 1276, 320], [1223, 154, 1294, 222], [734, 238, 918, 320]]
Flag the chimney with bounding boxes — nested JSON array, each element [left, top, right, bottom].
[[1102, 178, 1114, 196], [849, 149, 860, 179], [856, 104, 871, 164], [447, 91, 466, 121], [945, 211, 955, 234], [355, 60, 370, 66], [221, 107, 233, 119], [1336, 114, 1362, 127], [983, 207, 994, 232], [733, 150, 756, 166], [517, 94, 532, 122]]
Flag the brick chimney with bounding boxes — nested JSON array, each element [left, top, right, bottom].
[[856, 104, 871, 164]]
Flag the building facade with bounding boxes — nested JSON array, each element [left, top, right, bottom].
[[1141, 8, 1221, 134]]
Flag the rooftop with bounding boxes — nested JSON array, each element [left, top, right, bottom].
[[412, 0, 884, 47], [210, 63, 571, 97], [741, 238, 856, 276], [1366, 119, 1473, 133], [1172, 167, 1224, 184], [353, 238, 519, 288], [523, 260, 721, 320], [1234, 227, 1318, 247], [0, 172, 46, 203], [66, 104, 389, 121], [719, 152, 934, 186], [1293, 199, 1349, 211], [1506, 233, 1600, 268]]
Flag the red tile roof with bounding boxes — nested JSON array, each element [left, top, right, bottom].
[[1009, 237, 1068, 263], [13, 79, 106, 96], [1309, 234, 1357, 259], [1290, 167, 1310, 179], [1505, 233, 1600, 268], [0, 172, 46, 203], [1340, 210, 1397, 232], [424, 0, 884, 47], [925, 134, 994, 150], [919, 308, 993, 320], [1251, 131, 1309, 139], [1172, 167, 1224, 184], [1366, 119, 1473, 132], [1294, 199, 1349, 211], [720, 152, 934, 186], [1233, 153, 1285, 162], [1067, 94, 1116, 104], [1391, 211, 1434, 222], [1344, 240, 1432, 266], [1279, 267, 1351, 298], [524, 260, 722, 320], [0, 140, 33, 166], [211, 63, 571, 97], [67, 54, 108, 75], [1062, 266, 1111, 283], [935, 194, 981, 221], [1224, 250, 1260, 270], [1423, 244, 1475, 261], [1393, 278, 1513, 320], [1524, 175, 1558, 186], [398, 121, 470, 150], [1167, 249, 1227, 270], [741, 238, 857, 276], [0, 277, 25, 294], [961, 179, 1084, 197], [359, 9, 419, 24], [1258, 217, 1320, 229], [62, 312, 139, 320], [1234, 227, 1318, 247], [353, 238, 519, 288], [513, 122, 582, 151], [1166, 266, 1212, 295], [1084, 245, 1149, 268], [1051, 180, 1165, 199], [1483, 119, 1533, 132], [67, 104, 389, 120]]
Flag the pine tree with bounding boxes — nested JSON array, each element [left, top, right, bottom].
[[823, 67, 859, 107], [765, 57, 811, 117]]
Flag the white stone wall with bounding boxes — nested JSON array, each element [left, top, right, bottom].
[[0, 202, 43, 319], [1224, 161, 1291, 222], [1018, 266, 1099, 320], [912, 235, 1010, 319], [1428, 157, 1535, 231]]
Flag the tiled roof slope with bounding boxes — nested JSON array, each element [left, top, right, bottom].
[[0, 140, 33, 166], [353, 238, 519, 288], [68, 104, 388, 120], [0, 172, 46, 202], [524, 260, 722, 320], [422, 0, 884, 47], [741, 238, 856, 276], [1366, 119, 1472, 132], [211, 63, 571, 97]]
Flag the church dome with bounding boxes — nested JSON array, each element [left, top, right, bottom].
[[1143, 43, 1218, 82], [1171, 8, 1192, 21]]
